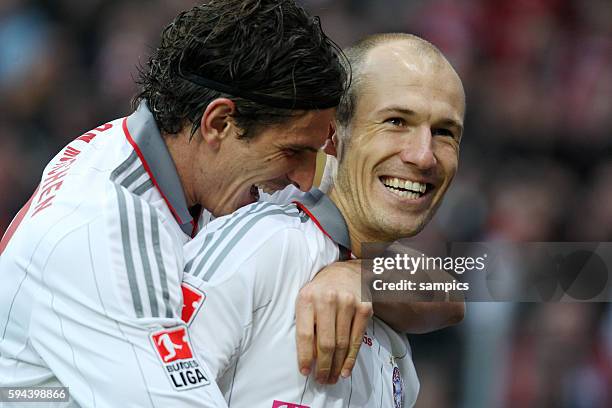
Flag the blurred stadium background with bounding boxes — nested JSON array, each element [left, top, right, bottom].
[[1, 0, 610, 407]]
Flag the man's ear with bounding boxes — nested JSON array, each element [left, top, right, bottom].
[[199, 98, 236, 150], [322, 122, 338, 157]]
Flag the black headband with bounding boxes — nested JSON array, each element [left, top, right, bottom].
[[178, 69, 339, 110]]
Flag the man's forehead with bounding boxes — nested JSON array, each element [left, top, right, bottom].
[[358, 75, 465, 122], [361, 40, 461, 85], [275, 111, 333, 148], [281, 109, 334, 130], [357, 43, 465, 119], [364, 39, 447, 71]]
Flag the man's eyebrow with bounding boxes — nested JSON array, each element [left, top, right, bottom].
[[376, 106, 417, 116], [377, 106, 464, 133], [436, 118, 464, 134]]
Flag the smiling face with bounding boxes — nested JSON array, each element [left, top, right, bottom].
[[331, 40, 465, 243], [202, 108, 335, 216]]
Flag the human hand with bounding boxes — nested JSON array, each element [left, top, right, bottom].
[[295, 260, 373, 384]]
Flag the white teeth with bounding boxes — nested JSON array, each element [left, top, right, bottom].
[[381, 177, 428, 195], [382, 184, 422, 200]]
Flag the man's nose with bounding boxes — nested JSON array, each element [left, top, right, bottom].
[[398, 126, 437, 170], [287, 153, 317, 192]]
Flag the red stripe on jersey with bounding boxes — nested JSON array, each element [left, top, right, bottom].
[[293, 200, 353, 259], [293, 201, 334, 241], [121, 117, 186, 225], [0, 186, 39, 255], [190, 219, 198, 238]]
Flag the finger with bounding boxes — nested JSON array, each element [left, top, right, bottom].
[[328, 293, 354, 384], [341, 301, 373, 378], [314, 291, 336, 384], [295, 291, 315, 376]]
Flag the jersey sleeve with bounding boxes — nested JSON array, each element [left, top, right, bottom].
[[184, 228, 317, 381], [27, 184, 227, 407]]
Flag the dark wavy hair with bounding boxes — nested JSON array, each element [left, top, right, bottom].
[[134, 0, 348, 139]]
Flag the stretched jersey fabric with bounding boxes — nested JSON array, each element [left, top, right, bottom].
[[0, 102, 226, 407], [183, 189, 420, 408]]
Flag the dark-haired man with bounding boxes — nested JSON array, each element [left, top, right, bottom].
[[0, 1, 345, 406]]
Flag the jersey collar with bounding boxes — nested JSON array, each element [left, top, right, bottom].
[[293, 188, 352, 258], [124, 101, 195, 236]]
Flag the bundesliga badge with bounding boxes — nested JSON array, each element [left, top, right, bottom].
[[392, 366, 404, 408], [181, 282, 205, 325], [151, 326, 209, 390]]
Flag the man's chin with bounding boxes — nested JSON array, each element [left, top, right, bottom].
[[372, 211, 429, 241]]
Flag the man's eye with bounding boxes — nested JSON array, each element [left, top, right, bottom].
[[384, 117, 406, 127], [282, 148, 300, 157], [432, 128, 455, 138]]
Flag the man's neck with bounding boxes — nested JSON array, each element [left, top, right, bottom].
[[163, 130, 198, 208], [327, 186, 368, 258]]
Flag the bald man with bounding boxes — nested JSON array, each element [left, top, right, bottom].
[[183, 33, 465, 407]]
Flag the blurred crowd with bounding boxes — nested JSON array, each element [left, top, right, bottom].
[[1, 0, 610, 407]]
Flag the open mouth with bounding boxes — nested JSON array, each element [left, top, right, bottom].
[[379, 176, 432, 199]]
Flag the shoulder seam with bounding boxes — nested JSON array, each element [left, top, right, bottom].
[[109, 151, 153, 196], [187, 202, 300, 280], [188, 223, 309, 283], [188, 227, 312, 289]]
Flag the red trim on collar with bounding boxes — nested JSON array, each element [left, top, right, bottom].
[[190, 219, 198, 238], [293, 201, 332, 241], [293, 200, 353, 259], [122, 117, 186, 225]]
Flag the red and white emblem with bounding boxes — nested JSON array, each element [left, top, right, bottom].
[[181, 282, 205, 325], [150, 326, 209, 390], [152, 327, 193, 363]]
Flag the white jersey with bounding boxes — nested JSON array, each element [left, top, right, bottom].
[[0, 102, 226, 407], [183, 189, 420, 408]]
